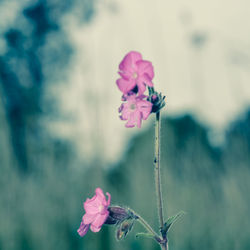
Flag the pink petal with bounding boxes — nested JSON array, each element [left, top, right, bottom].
[[77, 221, 90, 237], [95, 188, 110, 207], [125, 122, 135, 128], [118, 104, 124, 113], [136, 78, 147, 95], [118, 71, 129, 80], [120, 107, 131, 120], [90, 224, 101, 233], [136, 60, 154, 79], [141, 73, 154, 87], [119, 51, 142, 73], [121, 94, 127, 101], [84, 194, 101, 213], [90, 212, 109, 232], [84, 199, 99, 215], [136, 112, 142, 128], [125, 111, 142, 128], [137, 100, 152, 120], [95, 188, 106, 200], [84, 188, 106, 214], [119, 114, 126, 121], [83, 213, 98, 224], [125, 93, 137, 103], [116, 78, 136, 94], [136, 95, 147, 100]]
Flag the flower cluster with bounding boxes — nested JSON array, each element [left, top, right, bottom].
[[116, 51, 154, 128], [77, 52, 175, 248]]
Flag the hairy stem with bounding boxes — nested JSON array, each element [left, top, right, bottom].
[[155, 111, 168, 250], [163, 242, 168, 250], [131, 111, 168, 249], [130, 209, 161, 242], [161, 242, 168, 250], [155, 111, 164, 229]]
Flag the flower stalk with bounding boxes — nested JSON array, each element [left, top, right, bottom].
[[128, 208, 161, 242], [155, 111, 164, 228], [154, 111, 168, 250]]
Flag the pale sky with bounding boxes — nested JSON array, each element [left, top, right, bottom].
[[1, 0, 250, 163]]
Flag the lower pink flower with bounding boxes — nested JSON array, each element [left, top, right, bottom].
[[77, 188, 111, 237], [119, 93, 152, 128]]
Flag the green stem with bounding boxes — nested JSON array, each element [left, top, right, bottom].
[[155, 111, 164, 229], [162, 242, 168, 250], [130, 209, 159, 239], [155, 112, 168, 250], [131, 111, 168, 249]]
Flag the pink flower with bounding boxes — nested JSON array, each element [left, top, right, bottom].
[[77, 188, 111, 237], [119, 93, 152, 128], [116, 51, 154, 95]]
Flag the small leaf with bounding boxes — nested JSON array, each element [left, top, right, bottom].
[[166, 211, 185, 227], [161, 211, 185, 237], [135, 232, 155, 240]]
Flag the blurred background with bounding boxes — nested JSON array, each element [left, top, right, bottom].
[[0, 0, 250, 249]]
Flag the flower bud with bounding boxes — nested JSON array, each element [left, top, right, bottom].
[[116, 219, 135, 240], [147, 87, 166, 113], [105, 206, 134, 225]]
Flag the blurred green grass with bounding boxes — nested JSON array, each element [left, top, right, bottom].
[[1, 96, 250, 250]]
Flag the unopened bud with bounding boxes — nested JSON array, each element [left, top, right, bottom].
[[147, 87, 166, 113], [151, 94, 158, 102], [105, 206, 134, 225], [116, 219, 134, 240]]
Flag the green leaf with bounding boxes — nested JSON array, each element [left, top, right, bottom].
[[135, 232, 155, 240], [162, 211, 186, 237], [148, 87, 153, 95]]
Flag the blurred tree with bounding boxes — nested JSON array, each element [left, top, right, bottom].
[[0, 0, 96, 173], [224, 109, 250, 166]]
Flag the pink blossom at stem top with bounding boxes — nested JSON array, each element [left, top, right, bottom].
[[119, 93, 153, 128], [116, 51, 154, 95], [77, 188, 111, 237]]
